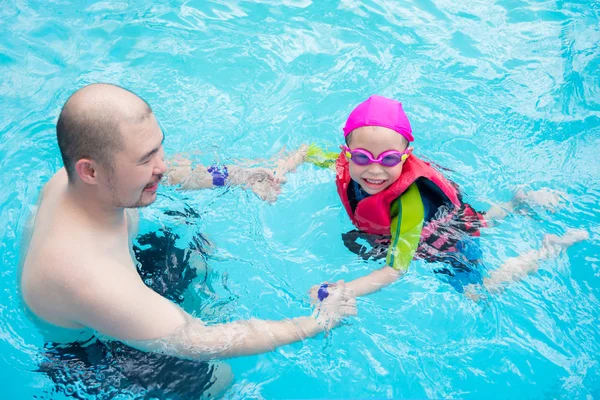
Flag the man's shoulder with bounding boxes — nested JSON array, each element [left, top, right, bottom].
[[40, 168, 68, 197], [24, 239, 95, 288], [21, 238, 96, 326], [22, 239, 135, 322]]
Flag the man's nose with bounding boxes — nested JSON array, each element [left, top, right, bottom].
[[155, 157, 167, 175]]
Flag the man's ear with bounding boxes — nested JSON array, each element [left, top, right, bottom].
[[75, 158, 98, 185]]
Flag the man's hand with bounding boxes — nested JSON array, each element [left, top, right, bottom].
[[312, 281, 357, 331], [230, 145, 309, 202]]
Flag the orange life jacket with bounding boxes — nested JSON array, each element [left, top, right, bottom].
[[335, 152, 486, 254]]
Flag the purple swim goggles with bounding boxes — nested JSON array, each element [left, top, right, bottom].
[[343, 146, 412, 167]]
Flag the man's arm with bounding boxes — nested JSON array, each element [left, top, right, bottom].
[[165, 146, 308, 202], [67, 261, 355, 361], [133, 312, 325, 361]]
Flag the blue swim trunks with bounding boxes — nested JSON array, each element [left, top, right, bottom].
[[433, 236, 486, 293]]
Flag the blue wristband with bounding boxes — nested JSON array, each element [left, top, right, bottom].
[[317, 284, 330, 301], [207, 165, 228, 187]]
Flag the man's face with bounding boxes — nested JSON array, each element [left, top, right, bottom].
[[347, 126, 409, 195], [102, 114, 167, 208]]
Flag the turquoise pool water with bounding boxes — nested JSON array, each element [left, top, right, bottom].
[[1, 0, 599, 398]]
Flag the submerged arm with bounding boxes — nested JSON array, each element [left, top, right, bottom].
[[69, 263, 355, 361], [136, 313, 324, 360], [166, 159, 275, 190], [165, 146, 308, 202]]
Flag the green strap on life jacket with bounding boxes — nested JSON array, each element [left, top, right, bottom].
[[305, 144, 338, 169], [386, 183, 425, 270]]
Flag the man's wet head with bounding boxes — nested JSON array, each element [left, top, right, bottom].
[[57, 83, 167, 208]]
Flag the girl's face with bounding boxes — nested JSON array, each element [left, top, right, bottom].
[[347, 126, 410, 195]]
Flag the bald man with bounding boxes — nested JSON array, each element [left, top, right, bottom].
[[20, 84, 356, 398]]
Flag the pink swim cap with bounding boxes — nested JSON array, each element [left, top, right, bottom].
[[343, 95, 414, 142]]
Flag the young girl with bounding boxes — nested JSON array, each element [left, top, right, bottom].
[[309, 95, 588, 299]]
